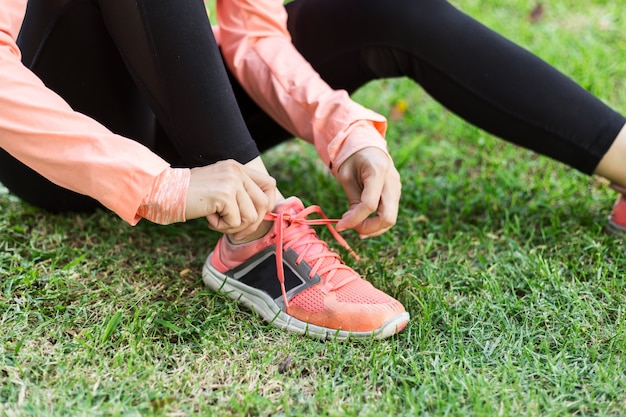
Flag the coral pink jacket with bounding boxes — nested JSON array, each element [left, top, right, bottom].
[[0, 0, 389, 225]]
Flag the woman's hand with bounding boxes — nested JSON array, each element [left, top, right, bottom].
[[185, 160, 277, 236], [335, 147, 401, 238]]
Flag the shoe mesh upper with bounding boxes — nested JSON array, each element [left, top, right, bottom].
[[335, 279, 395, 304], [289, 287, 325, 312]]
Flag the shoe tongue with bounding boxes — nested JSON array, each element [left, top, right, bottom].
[[273, 197, 305, 216]]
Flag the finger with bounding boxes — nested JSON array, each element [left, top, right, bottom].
[[206, 197, 241, 233], [355, 174, 401, 238], [243, 166, 277, 213], [206, 201, 247, 234], [355, 194, 398, 238], [243, 173, 272, 216], [336, 172, 384, 232], [206, 189, 255, 235], [230, 179, 272, 240], [211, 163, 273, 228]]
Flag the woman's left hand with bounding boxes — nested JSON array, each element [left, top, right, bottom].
[[335, 147, 401, 238]]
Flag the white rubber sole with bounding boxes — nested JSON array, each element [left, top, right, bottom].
[[202, 254, 410, 341], [606, 216, 626, 236]]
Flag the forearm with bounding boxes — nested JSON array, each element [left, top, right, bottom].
[[1, 31, 170, 224], [216, 0, 388, 171]]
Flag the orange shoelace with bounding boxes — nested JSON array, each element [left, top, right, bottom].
[[264, 205, 359, 308]]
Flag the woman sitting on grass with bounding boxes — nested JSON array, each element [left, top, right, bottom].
[[0, 0, 624, 340]]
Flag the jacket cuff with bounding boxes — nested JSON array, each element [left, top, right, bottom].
[[135, 168, 190, 225], [329, 121, 391, 176]]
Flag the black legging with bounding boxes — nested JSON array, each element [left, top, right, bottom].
[[1, 0, 624, 213]]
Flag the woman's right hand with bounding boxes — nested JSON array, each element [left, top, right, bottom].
[[185, 160, 277, 236]]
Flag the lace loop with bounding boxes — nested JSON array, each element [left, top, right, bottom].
[[264, 205, 359, 308]]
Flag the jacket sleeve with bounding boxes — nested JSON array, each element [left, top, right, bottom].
[[216, 0, 390, 173], [0, 0, 171, 224]]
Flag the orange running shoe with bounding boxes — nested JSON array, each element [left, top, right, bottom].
[[202, 197, 409, 340], [607, 184, 626, 235]]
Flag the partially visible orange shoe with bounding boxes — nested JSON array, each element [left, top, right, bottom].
[[607, 184, 626, 235], [202, 197, 409, 340], [608, 196, 626, 235]]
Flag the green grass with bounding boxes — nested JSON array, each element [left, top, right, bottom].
[[2, 1, 626, 415]]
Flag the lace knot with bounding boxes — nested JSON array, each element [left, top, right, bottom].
[[264, 205, 359, 308]]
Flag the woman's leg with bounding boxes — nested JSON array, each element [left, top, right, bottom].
[[283, 0, 626, 179], [595, 126, 626, 183], [97, 0, 261, 166]]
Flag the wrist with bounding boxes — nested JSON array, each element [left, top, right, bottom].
[[332, 122, 391, 176]]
